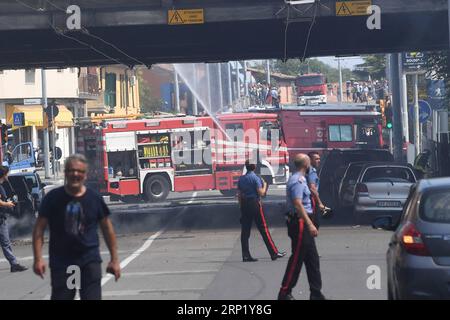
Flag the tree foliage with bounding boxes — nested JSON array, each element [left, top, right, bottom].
[[138, 70, 164, 113], [354, 54, 386, 80], [252, 58, 355, 84]]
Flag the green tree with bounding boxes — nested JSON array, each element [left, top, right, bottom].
[[354, 54, 386, 80], [138, 70, 164, 113], [253, 59, 355, 84]]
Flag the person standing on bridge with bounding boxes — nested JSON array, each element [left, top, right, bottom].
[[32, 154, 121, 300], [278, 154, 326, 300], [0, 166, 28, 273], [237, 160, 286, 262]]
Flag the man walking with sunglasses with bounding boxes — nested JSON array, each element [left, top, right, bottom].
[[33, 154, 121, 300]]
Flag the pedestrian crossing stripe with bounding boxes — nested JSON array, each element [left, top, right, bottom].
[[336, 0, 372, 16]]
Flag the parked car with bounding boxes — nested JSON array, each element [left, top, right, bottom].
[[2, 174, 35, 220], [319, 149, 394, 207], [10, 171, 46, 212], [352, 162, 417, 223], [372, 178, 450, 299]]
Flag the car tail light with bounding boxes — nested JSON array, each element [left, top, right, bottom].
[[400, 222, 430, 256], [355, 183, 368, 194]]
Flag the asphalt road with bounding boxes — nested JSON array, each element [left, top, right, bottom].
[[0, 187, 392, 300]]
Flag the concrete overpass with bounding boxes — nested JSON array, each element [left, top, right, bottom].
[[0, 0, 448, 69]]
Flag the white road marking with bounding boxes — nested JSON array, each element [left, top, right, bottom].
[[102, 288, 204, 297], [187, 192, 197, 204], [121, 269, 218, 277], [101, 191, 198, 287]]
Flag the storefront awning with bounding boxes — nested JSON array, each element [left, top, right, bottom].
[[6, 104, 74, 128]]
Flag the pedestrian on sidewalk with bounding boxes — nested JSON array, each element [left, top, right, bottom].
[[0, 166, 28, 273], [278, 154, 326, 300], [32, 153, 121, 300], [238, 159, 286, 262]]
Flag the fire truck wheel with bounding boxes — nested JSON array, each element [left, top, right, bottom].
[[144, 175, 170, 202], [219, 189, 237, 197]]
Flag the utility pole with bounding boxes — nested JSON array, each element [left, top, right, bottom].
[[266, 60, 271, 85], [174, 70, 180, 113], [389, 54, 404, 162], [337, 57, 343, 103], [192, 64, 198, 115], [217, 63, 224, 112], [235, 61, 241, 101], [227, 62, 233, 106], [413, 74, 421, 156], [41, 69, 51, 179], [399, 54, 409, 143]]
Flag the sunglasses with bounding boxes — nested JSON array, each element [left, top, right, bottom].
[[65, 169, 86, 174]]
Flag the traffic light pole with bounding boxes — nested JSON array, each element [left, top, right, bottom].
[[51, 106, 56, 180], [413, 74, 421, 156], [389, 54, 404, 162], [41, 69, 51, 179]]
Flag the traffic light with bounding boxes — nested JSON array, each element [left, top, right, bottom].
[[1, 124, 12, 145], [385, 105, 393, 129]]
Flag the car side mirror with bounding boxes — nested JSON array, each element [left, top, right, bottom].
[[372, 216, 396, 231]]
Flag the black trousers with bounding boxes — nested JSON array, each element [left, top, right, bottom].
[[51, 262, 102, 300], [279, 216, 322, 297], [240, 198, 278, 258]]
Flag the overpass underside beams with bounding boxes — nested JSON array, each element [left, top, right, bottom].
[[0, 11, 448, 69]]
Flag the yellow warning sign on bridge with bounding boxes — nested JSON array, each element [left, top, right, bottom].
[[336, 0, 372, 16], [168, 9, 204, 25]]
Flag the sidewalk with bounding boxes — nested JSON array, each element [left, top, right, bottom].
[[36, 167, 64, 186]]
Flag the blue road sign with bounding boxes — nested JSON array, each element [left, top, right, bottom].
[[409, 100, 432, 124], [13, 112, 25, 126], [427, 79, 446, 110]]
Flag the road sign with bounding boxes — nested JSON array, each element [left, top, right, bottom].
[[409, 100, 432, 124], [13, 112, 25, 126], [23, 98, 41, 105], [402, 52, 427, 73], [46, 103, 59, 119], [336, 0, 372, 16], [427, 79, 446, 110], [168, 9, 204, 25]]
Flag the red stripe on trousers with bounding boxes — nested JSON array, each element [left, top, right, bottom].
[[258, 200, 278, 253], [281, 218, 304, 293]]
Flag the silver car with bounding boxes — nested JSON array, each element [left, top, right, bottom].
[[348, 163, 417, 222], [373, 178, 450, 299]]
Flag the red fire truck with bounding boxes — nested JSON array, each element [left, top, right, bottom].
[[250, 104, 384, 159], [76, 113, 289, 202], [295, 73, 328, 105]]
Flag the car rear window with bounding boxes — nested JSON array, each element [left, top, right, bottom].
[[362, 167, 416, 183], [421, 190, 450, 223]]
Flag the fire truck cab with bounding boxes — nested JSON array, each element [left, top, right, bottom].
[[249, 104, 384, 160]]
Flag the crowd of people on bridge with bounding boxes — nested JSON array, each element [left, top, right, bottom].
[[249, 83, 281, 107], [346, 79, 389, 103]]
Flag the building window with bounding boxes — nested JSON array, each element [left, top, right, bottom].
[[329, 125, 352, 142], [25, 69, 35, 84], [105, 72, 117, 110], [57, 69, 64, 73]]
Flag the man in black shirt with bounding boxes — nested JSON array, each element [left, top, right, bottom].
[[0, 166, 28, 272], [32, 154, 121, 300]]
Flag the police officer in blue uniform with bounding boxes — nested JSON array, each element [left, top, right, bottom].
[[278, 154, 325, 300], [238, 160, 285, 262], [307, 152, 331, 226]]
